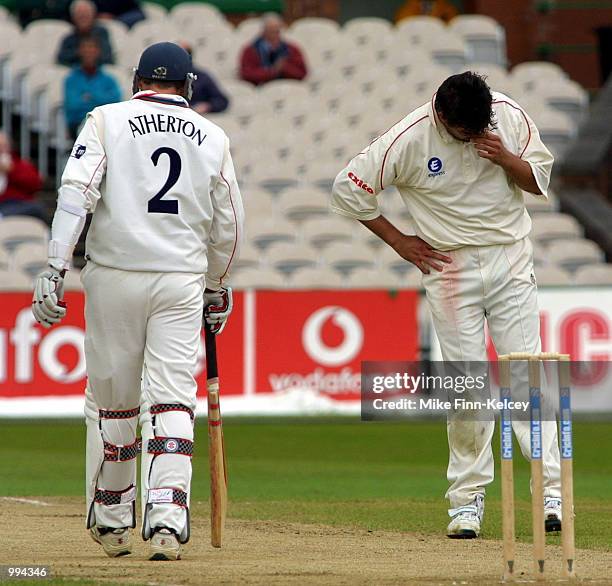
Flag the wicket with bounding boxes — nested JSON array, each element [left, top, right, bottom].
[[498, 352, 575, 581]]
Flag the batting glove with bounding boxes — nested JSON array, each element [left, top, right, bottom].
[[204, 287, 233, 334], [32, 266, 67, 328]]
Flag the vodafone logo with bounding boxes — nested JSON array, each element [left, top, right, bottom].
[[302, 306, 364, 367], [2, 308, 86, 384]]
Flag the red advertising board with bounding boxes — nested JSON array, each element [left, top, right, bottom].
[[0, 292, 245, 399], [256, 291, 419, 400], [0, 290, 419, 403]]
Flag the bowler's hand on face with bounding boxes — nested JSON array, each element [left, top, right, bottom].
[[471, 131, 510, 166]]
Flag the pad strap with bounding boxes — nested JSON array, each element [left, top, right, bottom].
[[99, 407, 140, 420], [94, 485, 136, 506], [103, 439, 141, 462], [147, 437, 193, 457], [148, 488, 188, 508], [151, 403, 194, 421]]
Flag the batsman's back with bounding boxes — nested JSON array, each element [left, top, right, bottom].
[[81, 95, 227, 273]]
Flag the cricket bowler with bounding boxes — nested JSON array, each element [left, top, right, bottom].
[[331, 71, 563, 539], [31, 42, 244, 559]]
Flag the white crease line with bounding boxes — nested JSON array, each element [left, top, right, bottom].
[[1, 497, 51, 507]]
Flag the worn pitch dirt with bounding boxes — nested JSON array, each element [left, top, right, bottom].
[[1, 497, 611, 585]]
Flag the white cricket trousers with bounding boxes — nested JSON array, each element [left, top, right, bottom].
[[422, 237, 561, 509], [82, 261, 204, 542]]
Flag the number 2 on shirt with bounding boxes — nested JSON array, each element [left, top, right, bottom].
[[148, 146, 181, 214]]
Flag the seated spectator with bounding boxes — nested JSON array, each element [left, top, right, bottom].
[[64, 36, 122, 138], [179, 42, 229, 115], [240, 13, 307, 86], [0, 132, 45, 221], [94, 0, 146, 29], [395, 0, 459, 23], [57, 0, 114, 67]]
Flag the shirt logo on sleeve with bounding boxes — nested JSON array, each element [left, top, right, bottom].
[[348, 171, 374, 194], [427, 157, 445, 177], [71, 144, 86, 159]]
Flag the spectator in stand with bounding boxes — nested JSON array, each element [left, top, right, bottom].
[[57, 0, 114, 67], [0, 131, 45, 221], [240, 13, 307, 86], [64, 36, 122, 138], [395, 0, 459, 23], [94, 0, 146, 29], [179, 42, 229, 115]]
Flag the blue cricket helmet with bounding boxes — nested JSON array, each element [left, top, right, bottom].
[[136, 42, 192, 81], [133, 42, 197, 98]]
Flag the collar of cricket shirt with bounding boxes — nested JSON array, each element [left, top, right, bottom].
[[428, 93, 454, 145], [132, 90, 189, 108]]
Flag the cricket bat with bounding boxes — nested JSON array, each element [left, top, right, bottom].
[[205, 323, 227, 548]]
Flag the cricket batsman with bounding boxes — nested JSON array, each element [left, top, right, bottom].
[[331, 72, 563, 538], [31, 42, 244, 559]]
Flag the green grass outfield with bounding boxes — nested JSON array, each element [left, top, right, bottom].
[[1, 418, 611, 551]]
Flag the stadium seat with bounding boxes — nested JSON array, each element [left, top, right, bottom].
[[11, 242, 48, 277], [247, 166, 300, 195], [23, 19, 72, 54], [266, 242, 319, 276], [546, 239, 604, 272], [242, 190, 276, 221], [530, 213, 583, 245], [247, 219, 297, 251], [234, 16, 263, 46], [537, 78, 589, 121], [289, 17, 341, 46], [102, 19, 130, 50], [0, 217, 49, 252], [233, 245, 261, 272], [531, 110, 576, 158], [448, 15, 506, 66], [534, 265, 572, 286], [279, 187, 329, 223], [130, 20, 182, 49], [301, 218, 355, 249], [0, 247, 9, 270], [574, 264, 612, 285], [394, 268, 423, 289], [343, 17, 394, 55], [345, 267, 400, 289], [395, 15, 446, 49], [322, 242, 376, 275], [0, 269, 32, 291], [141, 2, 167, 21], [231, 267, 286, 289], [304, 161, 341, 192], [510, 61, 568, 92], [287, 266, 345, 289], [169, 2, 225, 28], [429, 31, 468, 71]]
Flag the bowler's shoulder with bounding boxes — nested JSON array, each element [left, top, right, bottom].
[[491, 92, 528, 118], [387, 102, 431, 141]]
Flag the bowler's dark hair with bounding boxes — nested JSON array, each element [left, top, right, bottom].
[[434, 71, 495, 135]]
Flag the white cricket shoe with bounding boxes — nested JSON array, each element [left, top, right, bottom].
[[149, 527, 182, 561], [90, 526, 132, 557], [544, 497, 562, 532], [447, 494, 484, 539]]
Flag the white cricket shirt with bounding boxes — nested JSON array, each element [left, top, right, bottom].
[[331, 92, 554, 251], [54, 91, 243, 287]]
